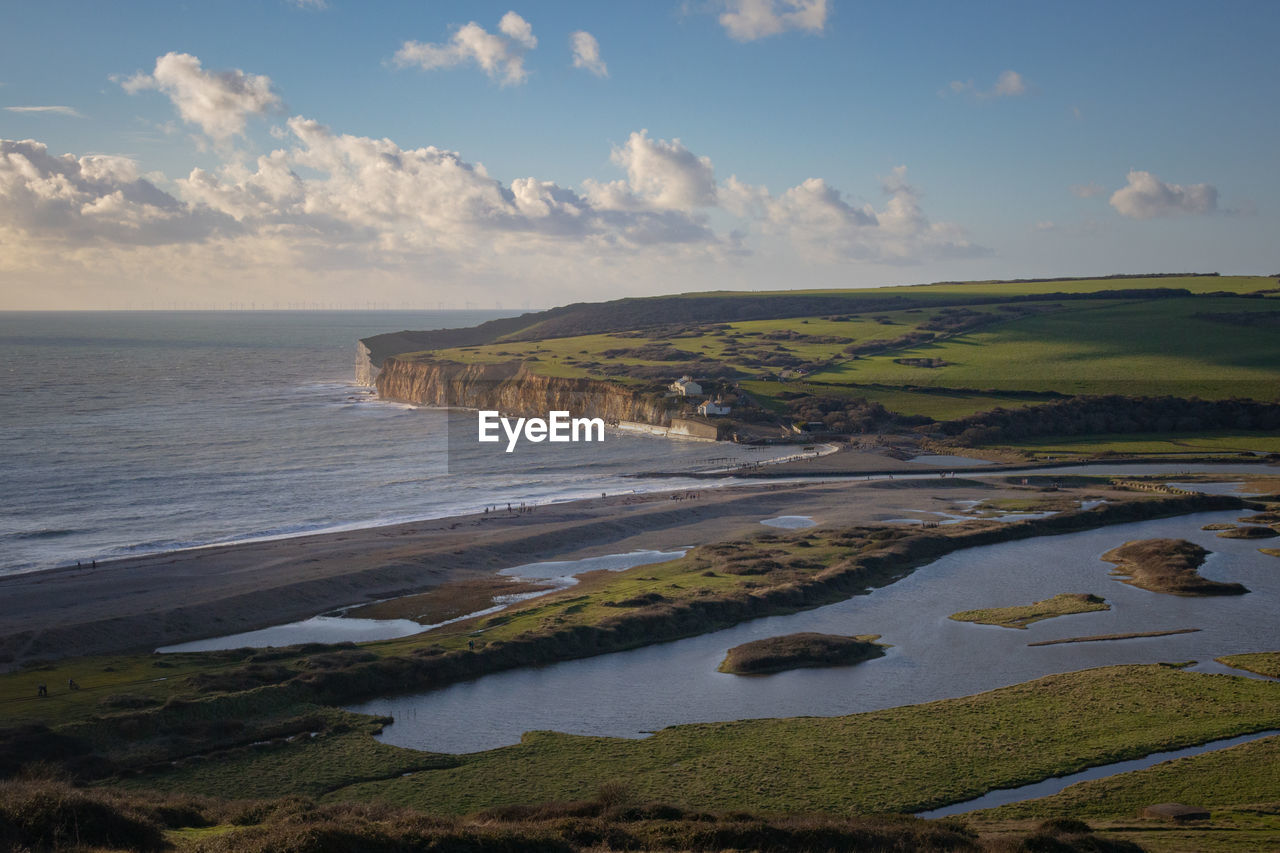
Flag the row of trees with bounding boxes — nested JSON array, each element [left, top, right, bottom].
[[939, 396, 1280, 446]]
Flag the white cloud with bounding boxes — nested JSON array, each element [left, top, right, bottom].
[[4, 52, 996, 306], [947, 69, 1030, 100], [719, 0, 828, 41], [1070, 182, 1106, 199], [288, 0, 327, 8], [5, 105, 86, 118], [0, 138, 231, 245], [499, 11, 537, 49], [570, 31, 608, 77], [609, 130, 717, 210], [1109, 170, 1218, 219], [394, 12, 536, 85], [732, 166, 987, 263], [122, 53, 281, 140], [173, 117, 718, 255]]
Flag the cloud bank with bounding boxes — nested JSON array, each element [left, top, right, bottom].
[[5, 51, 990, 306]]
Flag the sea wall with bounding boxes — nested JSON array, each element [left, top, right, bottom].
[[375, 357, 675, 426]]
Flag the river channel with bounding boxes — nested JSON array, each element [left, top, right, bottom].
[[351, 473, 1277, 754]]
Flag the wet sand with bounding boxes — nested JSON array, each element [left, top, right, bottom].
[[0, 476, 1132, 667]]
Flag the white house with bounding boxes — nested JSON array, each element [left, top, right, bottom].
[[669, 376, 703, 396], [698, 400, 731, 417]]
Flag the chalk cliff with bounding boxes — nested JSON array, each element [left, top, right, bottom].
[[375, 357, 674, 426]]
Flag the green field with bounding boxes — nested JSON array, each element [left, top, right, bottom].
[[990, 431, 1280, 455], [126, 665, 1279, 816], [391, 278, 1280, 429], [803, 296, 1280, 400], [976, 734, 1280, 822]]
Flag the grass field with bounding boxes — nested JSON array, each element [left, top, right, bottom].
[[393, 278, 1279, 426], [974, 733, 1280, 822], [989, 431, 1280, 455], [803, 296, 1280, 400], [287, 665, 1280, 815]]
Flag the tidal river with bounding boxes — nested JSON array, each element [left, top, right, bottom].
[[350, 504, 1278, 754]]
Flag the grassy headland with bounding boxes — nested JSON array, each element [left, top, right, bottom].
[[366, 275, 1280, 452], [717, 632, 886, 674], [949, 593, 1109, 629]]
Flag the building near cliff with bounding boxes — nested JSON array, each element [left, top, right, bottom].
[[698, 400, 731, 417], [669, 376, 703, 397]]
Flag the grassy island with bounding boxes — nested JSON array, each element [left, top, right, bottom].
[[1261, 548, 1280, 558], [1217, 651, 1280, 678], [1216, 525, 1279, 539], [717, 632, 886, 674], [1103, 539, 1249, 596], [949, 593, 1109, 629]]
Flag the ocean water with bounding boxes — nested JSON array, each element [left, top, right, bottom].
[[0, 311, 775, 575]]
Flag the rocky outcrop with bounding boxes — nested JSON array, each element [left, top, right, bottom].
[[375, 357, 674, 425]]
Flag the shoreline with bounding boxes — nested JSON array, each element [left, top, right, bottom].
[[0, 469, 1144, 668], [1, 454, 1268, 669]]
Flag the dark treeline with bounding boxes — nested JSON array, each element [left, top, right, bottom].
[[939, 396, 1280, 445]]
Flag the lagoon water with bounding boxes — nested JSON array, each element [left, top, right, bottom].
[[0, 311, 785, 575], [352, 508, 1280, 754]]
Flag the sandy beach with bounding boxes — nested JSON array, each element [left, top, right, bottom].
[[0, 459, 1132, 667]]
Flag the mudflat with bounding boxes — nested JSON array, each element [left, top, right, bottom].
[[0, 477, 1136, 667]]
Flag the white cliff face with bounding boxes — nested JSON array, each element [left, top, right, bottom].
[[374, 357, 675, 426], [355, 341, 377, 387]]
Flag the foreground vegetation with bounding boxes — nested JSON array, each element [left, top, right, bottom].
[[247, 665, 1280, 816], [2, 776, 1150, 853], [975, 734, 1280, 824], [949, 593, 1109, 629], [2, 493, 1275, 851]]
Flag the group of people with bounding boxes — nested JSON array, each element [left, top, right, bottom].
[[35, 678, 78, 697], [482, 502, 538, 516], [669, 491, 702, 501]]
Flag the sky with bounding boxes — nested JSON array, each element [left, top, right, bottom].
[[1, 0, 1278, 310]]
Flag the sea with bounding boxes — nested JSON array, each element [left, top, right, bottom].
[[0, 311, 778, 576]]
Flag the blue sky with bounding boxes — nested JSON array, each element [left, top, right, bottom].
[[2, 0, 1277, 309]]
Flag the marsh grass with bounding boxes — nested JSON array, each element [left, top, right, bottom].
[[950, 593, 1109, 629]]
